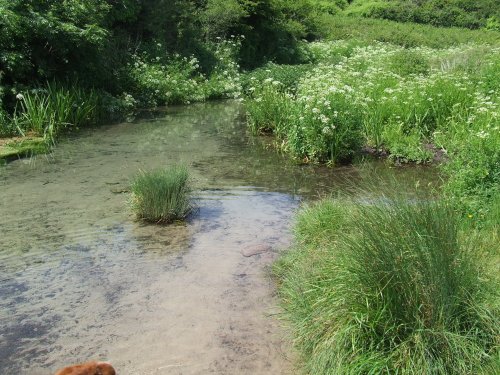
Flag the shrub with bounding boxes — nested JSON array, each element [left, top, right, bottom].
[[98, 91, 137, 123], [201, 37, 242, 100], [357, 0, 499, 29], [129, 37, 242, 106], [290, 91, 363, 164], [242, 63, 312, 95], [275, 197, 499, 374], [130, 166, 191, 224], [129, 52, 205, 107], [389, 49, 430, 76], [246, 78, 363, 164], [200, 0, 247, 40], [486, 16, 500, 31]]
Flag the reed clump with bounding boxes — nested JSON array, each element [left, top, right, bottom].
[[131, 166, 191, 224], [274, 197, 499, 374], [13, 82, 99, 141]]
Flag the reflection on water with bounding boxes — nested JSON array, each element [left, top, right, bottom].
[[0, 101, 438, 374]]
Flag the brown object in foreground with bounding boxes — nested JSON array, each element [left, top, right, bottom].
[[54, 361, 116, 375]]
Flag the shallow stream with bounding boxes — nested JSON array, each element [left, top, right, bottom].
[[0, 101, 437, 374]]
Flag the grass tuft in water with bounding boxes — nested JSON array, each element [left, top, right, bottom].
[[131, 165, 192, 224], [274, 197, 499, 374]]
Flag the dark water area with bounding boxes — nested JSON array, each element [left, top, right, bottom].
[[0, 101, 439, 374]]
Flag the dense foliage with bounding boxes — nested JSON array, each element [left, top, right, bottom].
[[0, 0, 344, 133], [1, 2, 499, 373], [245, 40, 500, 216], [0, 1, 340, 96], [345, 0, 500, 30]]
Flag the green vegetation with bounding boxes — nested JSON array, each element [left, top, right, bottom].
[[244, 38, 500, 215], [0, 0, 340, 158], [0, 137, 48, 160], [345, 0, 500, 30], [321, 15, 500, 47], [237, 6, 500, 374], [13, 83, 99, 140], [1, 2, 499, 372], [274, 197, 499, 374], [130, 166, 192, 224]]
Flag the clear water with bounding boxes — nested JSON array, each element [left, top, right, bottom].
[[0, 101, 438, 374]]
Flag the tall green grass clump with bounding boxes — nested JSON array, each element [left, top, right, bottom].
[[13, 83, 99, 140], [275, 198, 499, 374], [245, 81, 298, 137], [131, 166, 192, 224]]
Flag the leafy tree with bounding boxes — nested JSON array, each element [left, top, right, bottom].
[[0, 0, 109, 88], [200, 0, 247, 40]]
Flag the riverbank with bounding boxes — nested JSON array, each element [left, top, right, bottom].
[[243, 16, 500, 375], [274, 195, 499, 374], [0, 136, 47, 161]]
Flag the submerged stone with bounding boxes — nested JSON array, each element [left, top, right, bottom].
[[241, 243, 272, 257]]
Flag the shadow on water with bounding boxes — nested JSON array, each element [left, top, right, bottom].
[[0, 101, 439, 374]]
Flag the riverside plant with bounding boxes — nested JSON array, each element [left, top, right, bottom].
[[274, 197, 499, 375], [202, 36, 243, 100], [245, 41, 500, 213], [13, 83, 99, 140], [246, 41, 498, 159], [129, 37, 242, 107], [245, 77, 363, 164], [130, 166, 191, 224], [129, 52, 205, 107]]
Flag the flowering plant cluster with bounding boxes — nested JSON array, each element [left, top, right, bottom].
[[129, 52, 205, 107], [203, 36, 243, 100], [245, 40, 500, 213], [129, 37, 243, 107]]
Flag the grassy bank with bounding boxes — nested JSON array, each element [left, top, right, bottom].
[[255, 15, 500, 374], [324, 16, 500, 47], [244, 35, 500, 216], [274, 197, 499, 374]]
